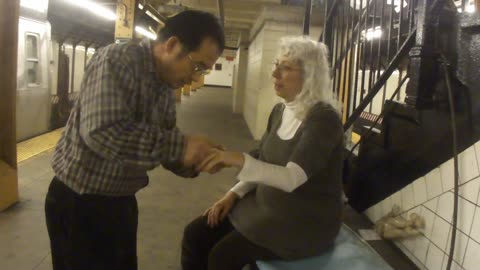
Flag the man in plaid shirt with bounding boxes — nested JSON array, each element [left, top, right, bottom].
[[45, 10, 225, 270]]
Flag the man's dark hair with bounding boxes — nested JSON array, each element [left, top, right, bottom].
[[158, 10, 225, 53]]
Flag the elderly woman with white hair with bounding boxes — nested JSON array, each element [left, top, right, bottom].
[[181, 36, 344, 270]]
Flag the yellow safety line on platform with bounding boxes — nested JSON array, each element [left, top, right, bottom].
[[17, 128, 63, 163]]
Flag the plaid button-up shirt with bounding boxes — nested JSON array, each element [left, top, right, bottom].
[[52, 39, 188, 196]]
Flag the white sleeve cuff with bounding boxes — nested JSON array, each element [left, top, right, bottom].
[[237, 153, 308, 192], [230, 181, 257, 198]]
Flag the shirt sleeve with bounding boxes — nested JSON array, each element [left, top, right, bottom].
[[237, 154, 308, 192], [289, 106, 343, 177], [79, 52, 185, 171], [230, 181, 257, 198]]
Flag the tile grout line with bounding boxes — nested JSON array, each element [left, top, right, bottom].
[[31, 251, 51, 270], [397, 241, 428, 270]]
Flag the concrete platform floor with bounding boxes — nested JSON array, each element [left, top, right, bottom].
[[1, 87, 255, 270], [0, 87, 416, 270]]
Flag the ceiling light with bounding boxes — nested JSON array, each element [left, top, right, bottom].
[[135, 26, 157, 40], [138, 3, 144, 10], [349, 0, 370, 9], [65, 0, 117, 21], [364, 26, 382, 40], [146, 10, 163, 25], [20, 0, 48, 12], [465, 4, 476, 13], [387, 0, 407, 13]]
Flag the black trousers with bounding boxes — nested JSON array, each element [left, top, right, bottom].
[[181, 215, 280, 270], [45, 177, 138, 270]]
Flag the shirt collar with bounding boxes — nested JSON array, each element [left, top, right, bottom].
[[283, 99, 298, 111], [140, 38, 157, 74]]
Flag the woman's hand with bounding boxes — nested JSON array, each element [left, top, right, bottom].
[[197, 149, 245, 174], [204, 191, 239, 227]]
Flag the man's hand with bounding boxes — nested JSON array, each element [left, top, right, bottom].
[[183, 135, 223, 168], [203, 191, 239, 227], [196, 149, 245, 174]]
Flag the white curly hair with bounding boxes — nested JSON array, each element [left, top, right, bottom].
[[277, 36, 341, 120]]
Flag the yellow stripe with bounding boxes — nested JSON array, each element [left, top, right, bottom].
[[17, 128, 63, 163]]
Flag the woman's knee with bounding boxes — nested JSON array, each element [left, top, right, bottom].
[[207, 238, 243, 270], [207, 245, 229, 270], [182, 215, 208, 245]]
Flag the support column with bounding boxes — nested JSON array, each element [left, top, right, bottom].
[[175, 88, 182, 102], [115, 0, 137, 41], [191, 82, 198, 92], [84, 43, 90, 70], [70, 42, 77, 93], [191, 75, 204, 91], [0, 0, 20, 211], [183, 84, 191, 96], [232, 31, 248, 114], [198, 75, 204, 90]]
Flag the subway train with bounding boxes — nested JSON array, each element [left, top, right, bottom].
[[17, 0, 101, 142], [16, 0, 230, 142], [17, 1, 52, 142]]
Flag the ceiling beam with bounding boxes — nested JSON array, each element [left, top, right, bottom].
[[199, 6, 259, 17], [224, 21, 252, 30], [217, 0, 225, 27]]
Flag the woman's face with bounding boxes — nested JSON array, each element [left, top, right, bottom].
[[272, 55, 304, 102]]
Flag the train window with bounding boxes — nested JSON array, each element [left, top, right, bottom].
[[26, 62, 39, 85], [25, 33, 40, 86], [26, 34, 38, 59]]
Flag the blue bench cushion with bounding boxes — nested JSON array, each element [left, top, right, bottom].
[[256, 224, 393, 270]]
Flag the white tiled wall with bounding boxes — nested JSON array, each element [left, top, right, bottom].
[[364, 141, 480, 270], [243, 28, 263, 136], [232, 46, 247, 113]]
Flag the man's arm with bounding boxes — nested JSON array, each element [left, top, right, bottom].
[[79, 53, 185, 170]]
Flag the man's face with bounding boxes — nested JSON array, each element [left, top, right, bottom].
[[155, 37, 220, 89]]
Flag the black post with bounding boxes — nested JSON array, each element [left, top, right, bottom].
[[346, 0, 357, 117], [405, 0, 438, 108], [352, 0, 364, 112], [341, 2, 350, 107], [368, 0, 377, 113], [338, 1, 347, 103], [70, 42, 77, 93], [84, 43, 90, 71], [360, 0, 371, 103], [398, 0, 404, 51], [321, 0, 329, 42], [376, 0, 386, 81], [409, 0, 417, 33], [303, 0, 312, 35]]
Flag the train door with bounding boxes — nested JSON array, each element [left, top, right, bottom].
[[16, 17, 51, 141]]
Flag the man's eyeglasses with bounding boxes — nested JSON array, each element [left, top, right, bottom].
[[187, 55, 211, 75]]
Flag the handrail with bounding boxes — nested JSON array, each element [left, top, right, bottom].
[[343, 29, 416, 130]]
